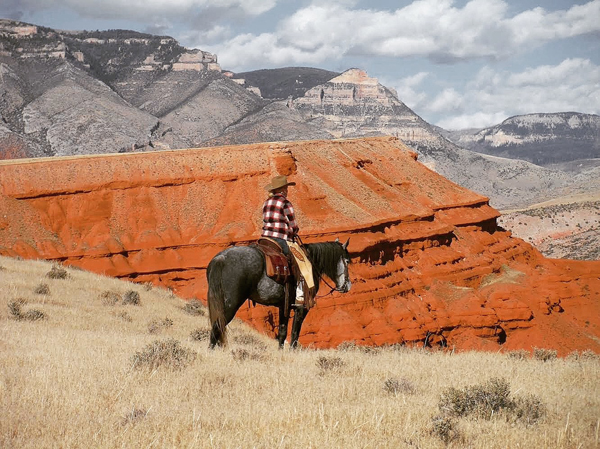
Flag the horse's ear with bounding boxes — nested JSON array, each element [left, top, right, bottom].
[[335, 237, 340, 243], [343, 238, 350, 250]]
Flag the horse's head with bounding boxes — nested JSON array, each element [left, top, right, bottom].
[[334, 238, 352, 293]]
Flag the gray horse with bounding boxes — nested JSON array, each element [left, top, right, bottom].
[[207, 239, 351, 348]]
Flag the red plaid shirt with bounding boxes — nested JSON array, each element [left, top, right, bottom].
[[261, 193, 299, 241]]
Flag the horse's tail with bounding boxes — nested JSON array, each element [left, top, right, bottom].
[[207, 255, 227, 347]]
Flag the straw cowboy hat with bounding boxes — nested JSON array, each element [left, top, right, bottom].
[[265, 175, 296, 191]]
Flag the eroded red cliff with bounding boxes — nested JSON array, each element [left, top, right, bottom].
[[1, 137, 599, 354]]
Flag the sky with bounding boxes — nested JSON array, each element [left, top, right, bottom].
[[1, 0, 599, 130]]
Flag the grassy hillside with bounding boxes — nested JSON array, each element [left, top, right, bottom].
[[1, 255, 599, 448]]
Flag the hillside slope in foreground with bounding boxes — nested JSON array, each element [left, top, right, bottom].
[[0, 136, 599, 354], [1, 256, 599, 448]]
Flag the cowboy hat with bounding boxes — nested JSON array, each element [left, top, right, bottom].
[[265, 174, 296, 191]]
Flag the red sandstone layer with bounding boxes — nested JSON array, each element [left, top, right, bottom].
[[1, 136, 599, 354]]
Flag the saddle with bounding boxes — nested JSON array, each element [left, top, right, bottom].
[[256, 238, 290, 284]]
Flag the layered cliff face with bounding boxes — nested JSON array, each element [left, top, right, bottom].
[[1, 136, 599, 354], [291, 68, 441, 145]]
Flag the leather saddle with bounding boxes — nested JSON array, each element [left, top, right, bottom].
[[256, 238, 291, 284]]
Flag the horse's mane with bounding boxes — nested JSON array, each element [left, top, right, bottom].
[[306, 242, 344, 282]]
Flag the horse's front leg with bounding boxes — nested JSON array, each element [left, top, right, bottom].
[[277, 303, 289, 349], [290, 306, 308, 349]]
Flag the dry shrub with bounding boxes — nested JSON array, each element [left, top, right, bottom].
[[8, 300, 22, 319], [316, 355, 345, 374], [430, 414, 462, 444], [122, 290, 141, 306], [0, 265, 5, 271], [383, 377, 417, 396], [382, 343, 406, 352], [566, 350, 599, 362], [8, 298, 27, 318], [8, 299, 46, 321], [439, 377, 512, 418], [117, 311, 133, 322], [148, 317, 173, 334], [121, 408, 147, 426], [100, 290, 121, 306], [438, 377, 545, 424], [231, 348, 265, 362], [46, 265, 69, 280], [337, 341, 358, 351], [34, 283, 50, 295], [359, 346, 381, 355], [143, 282, 154, 291], [190, 328, 210, 342], [338, 341, 381, 354], [131, 339, 196, 371], [511, 394, 546, 425], [21, 309, 46, 321], [507, 349, 530, 360], [233, 332, 267, 350], [533, 348, 557, 362], [182, 299, 206, 316]]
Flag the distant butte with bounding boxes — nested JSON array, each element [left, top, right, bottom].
[[1, 136, 599, 354]]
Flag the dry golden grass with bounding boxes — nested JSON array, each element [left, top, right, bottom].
[[1, 255, 599, 448]]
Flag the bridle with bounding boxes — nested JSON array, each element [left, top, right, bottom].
[[296, 236, 350, 298]]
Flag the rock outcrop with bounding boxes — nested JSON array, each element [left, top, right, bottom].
[[291, 68, 440, 144], [1, 136, 599, 355]]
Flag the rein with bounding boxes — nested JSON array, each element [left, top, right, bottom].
[[315, 276, 338, 298]]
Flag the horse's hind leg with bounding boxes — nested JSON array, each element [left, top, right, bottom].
[[209, 295, 245, 349], [277, 303, 289, 349], [209, 321, 224, 349]]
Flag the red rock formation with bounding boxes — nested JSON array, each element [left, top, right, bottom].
[[1, 136, 599, 355]]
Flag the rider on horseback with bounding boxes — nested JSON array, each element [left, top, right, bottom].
[[206, 176, 351, 348], [261, 175, 307, 306]]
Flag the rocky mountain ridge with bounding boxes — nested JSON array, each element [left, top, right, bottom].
[[1, 19, 598, 211], [445, 112, 600, 167]]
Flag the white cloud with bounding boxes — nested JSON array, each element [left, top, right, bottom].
[[215, 32, 344, 69], [386, 72, 430, 110], [510, 1, 600, 45], [427, 88, 463, 113], [434, 58, 600, 129], [5, 0, 278, 22], [437, 111, 508, 130], [180, 25, 232, 46], [213, 0, 600, 70]]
